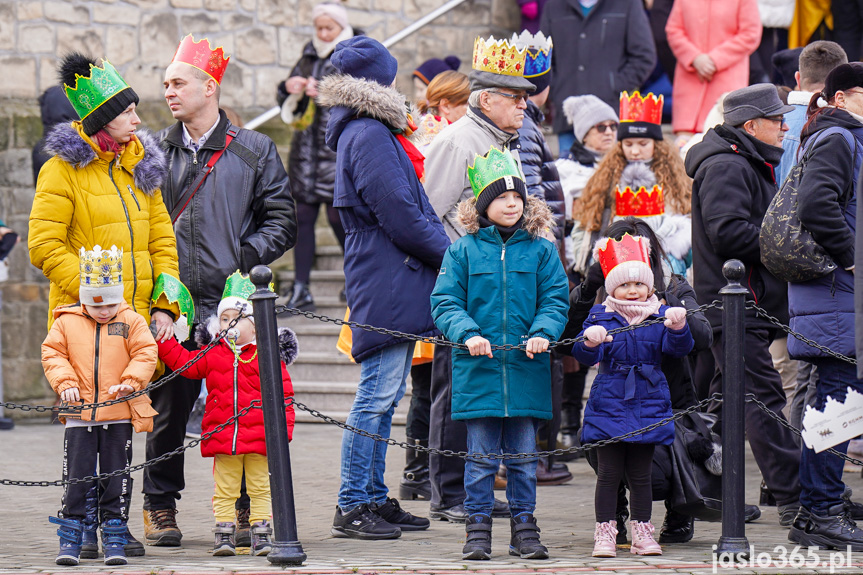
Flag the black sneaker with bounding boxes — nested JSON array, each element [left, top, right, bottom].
[[843, 487, 863, 521], [798, 503, 863, 551], [509, 513, 549, 559], [331, 504, 401, 540], [463, 514, 492, 560], [372, 498, 430, 531], [778, 502, 800, 527]]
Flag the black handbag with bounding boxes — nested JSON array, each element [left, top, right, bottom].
[[667, 411, 723, 521], [760, 126, 858, 283]]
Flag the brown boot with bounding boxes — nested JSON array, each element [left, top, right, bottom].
[[142, 509, 182, 547]]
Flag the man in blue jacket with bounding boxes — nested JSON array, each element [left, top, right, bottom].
[[317, 37, 451, 540]]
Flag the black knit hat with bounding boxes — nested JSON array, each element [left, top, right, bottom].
[[618, 121, 663, 141], [475, 174, 527, 216], [823, 62, 863, 101]]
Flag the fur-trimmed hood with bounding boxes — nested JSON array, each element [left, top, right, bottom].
[[195, 316, 299, 366], [44, 122, 166, 195], [456, 195, 554, 238], [318, 74, 408, 131]]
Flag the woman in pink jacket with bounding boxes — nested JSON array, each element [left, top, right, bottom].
[[666, 0, 762, 134]]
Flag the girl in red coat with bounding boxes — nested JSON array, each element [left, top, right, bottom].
[[157, 271, 297, 557]]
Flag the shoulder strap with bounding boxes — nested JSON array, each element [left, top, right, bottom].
[[170, 125, 240, 224]]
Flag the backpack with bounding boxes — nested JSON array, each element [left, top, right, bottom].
[[760, 126, 860, 283]]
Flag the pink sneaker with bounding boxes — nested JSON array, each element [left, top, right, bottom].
[[592, 520, 618, 557], [630, 520, 662, 555]]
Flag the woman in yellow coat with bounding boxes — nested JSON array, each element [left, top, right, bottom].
[[29, 53, 187, 334]]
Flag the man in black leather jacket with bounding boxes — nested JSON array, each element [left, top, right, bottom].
[[141, 37, 296, 548]]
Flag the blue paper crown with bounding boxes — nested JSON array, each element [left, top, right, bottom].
[[512, 31, 552, 78]]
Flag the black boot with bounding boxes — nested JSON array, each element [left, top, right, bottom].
[[615, 484, 629, 544], [121, 478, 145, 557], [760, 480, 777, 506], [798, 502, 863, 551], [286, 282, 315, 312], [462, 514, 492, 560], [659, 508, 694, 543], [399, 438, 431, 501], [509, 512, 549, 559]]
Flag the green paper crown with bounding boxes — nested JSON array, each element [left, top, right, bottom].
[[63, 60, 131, 121], [222, 270, 256, 302], [152, 274, 195, 325], [467, 147, 524, 199]]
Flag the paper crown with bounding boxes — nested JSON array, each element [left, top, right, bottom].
[[468, 147, 524, 199], [222, 270, 256, 303], [472, 36, 528, 77], [79, 245, 122, 288], [594, 234, 651, 278], [615, 185, 665, 218], [511, 31, 552, 78], [172, 34, 230, 84], [619, 91, 663, 125], [63, 60, 131, 121], [152, 273, 196, 333]]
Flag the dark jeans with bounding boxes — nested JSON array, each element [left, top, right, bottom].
[[429, 345, 467, 508], [595, 443, 655, 523], [405, 362, 432, 441], [709, 327, 801, 506], [61, 423, 133, 521], [143, 336, 202, 510], [294, 201, 346, 285], [799, 358, 862, 514], [833, 0, 863, 61]]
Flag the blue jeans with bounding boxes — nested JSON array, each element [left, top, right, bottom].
[[557, 132, 575, 158], [338, 342, 413, 511], [464, 417, 539, 516], [799, 357, 863, 514]]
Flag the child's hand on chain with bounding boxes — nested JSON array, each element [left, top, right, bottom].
[[525, 337, 549, 359], [664, 307, 687, 331], [584, 325, 612, 348], [108, 384, 134, 398], [60, 387, 80, 402], [465, 335, 493, 358]]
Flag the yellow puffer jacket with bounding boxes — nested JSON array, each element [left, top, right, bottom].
[[29, 122, 180, 330]]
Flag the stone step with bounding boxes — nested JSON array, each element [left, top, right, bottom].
[[278, 296, 347, 324], [313, 245, 345, 271], [292, 380, 411, 425], [289, 350, 360, 381], [285, 322, 343, 354], [277, 269, 345, 298]]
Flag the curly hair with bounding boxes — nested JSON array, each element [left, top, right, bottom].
[[578, 140, 692, 232]]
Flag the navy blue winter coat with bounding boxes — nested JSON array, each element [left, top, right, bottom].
[[319, 74, 450, 362], [572, 303, 694, 445], [518, 101, 565, 240], [788, 110, 863, 360]]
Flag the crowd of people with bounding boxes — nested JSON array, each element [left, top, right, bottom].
[[23, 0, 863, 567]]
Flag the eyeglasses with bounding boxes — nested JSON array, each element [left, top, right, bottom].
[[487, 90, 528, 103], [763, 115, 787, 125], [844, 88, 863, 97], [595, 122, 618, 133]]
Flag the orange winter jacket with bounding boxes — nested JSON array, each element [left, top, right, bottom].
[[41, 302, 159, 432]]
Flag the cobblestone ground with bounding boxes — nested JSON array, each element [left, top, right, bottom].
[[3, 421, 863, 574]]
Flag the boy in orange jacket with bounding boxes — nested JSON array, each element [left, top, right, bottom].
[[41, 245, 158, 567]]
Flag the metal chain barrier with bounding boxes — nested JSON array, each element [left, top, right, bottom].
[[286, 394, 721, 460], [746, 302, 857, 366], [276, 300, 723, 352], [0, 401, 261, 487], [1, 315, 243, 414]]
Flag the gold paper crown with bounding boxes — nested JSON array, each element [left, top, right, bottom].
[[472, 36, 528, 77], [79, 245, 123, 288]]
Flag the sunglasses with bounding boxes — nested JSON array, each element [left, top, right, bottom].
[[488, 90, 529, 103], [594, 122, 618, 133]]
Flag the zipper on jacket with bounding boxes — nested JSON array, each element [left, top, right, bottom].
[[192, 149, 198, 165], [109, 160, 138, 312], [92, 323, 101, 421], [231, 350, 240, 455], [601, 18, 607, 44], [501, 239, 509, 417], [127, 185, 141, 211]]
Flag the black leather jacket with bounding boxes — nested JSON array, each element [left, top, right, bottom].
[[159, 110, 297, 319]]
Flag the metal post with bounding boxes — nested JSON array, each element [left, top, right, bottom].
[[714, 259, 749, 558], [0, 290, 12, 430], [249, 265, 306, 566]]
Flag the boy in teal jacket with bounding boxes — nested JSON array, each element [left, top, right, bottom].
[[430, 147, 569, 561]]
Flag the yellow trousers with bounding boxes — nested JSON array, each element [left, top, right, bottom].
[[212, 453, 271, 524]]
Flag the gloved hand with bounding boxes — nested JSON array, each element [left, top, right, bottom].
[[520, 0, 539, 19], [584, 325, 612, 348], [664, 307, 687, 331]]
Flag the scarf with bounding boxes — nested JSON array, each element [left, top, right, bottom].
[[312, 25, 354, 59], [478, 214, 524, 242], [602, 294, 661, 325]]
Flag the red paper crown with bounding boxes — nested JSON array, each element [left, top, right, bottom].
[[595, 233, 651, 278], [172, 34, 230, 84], [619, 91, 663, 125], [615, 185, 665, 218]]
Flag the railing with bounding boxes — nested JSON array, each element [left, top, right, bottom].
[[243, 0, 471, 131]]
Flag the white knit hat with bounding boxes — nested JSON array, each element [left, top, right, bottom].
[[562, 95, 619, 143], [603, 260, 654, 295]]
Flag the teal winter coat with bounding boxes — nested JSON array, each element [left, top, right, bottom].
[[430, 196, 569, 420]]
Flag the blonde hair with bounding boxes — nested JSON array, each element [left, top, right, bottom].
[[419, 71, 470, 114], [578, 139, 692, 232]]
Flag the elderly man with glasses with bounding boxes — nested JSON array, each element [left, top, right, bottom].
[[421, 36, 537, 523], [685, 83, 803, 528]]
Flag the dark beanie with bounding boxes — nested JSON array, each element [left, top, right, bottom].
[[413, 56, 461, 85], [476, 175, 527, 216], [823, 62, 863, 100], [618, 121, 663, 141], [529, 68, 551, 93], [771, 47, 803, 89], [331, 36, 398, 86]]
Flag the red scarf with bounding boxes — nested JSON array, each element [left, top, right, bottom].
[[396, 134, 425, 182]]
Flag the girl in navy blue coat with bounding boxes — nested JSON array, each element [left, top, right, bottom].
[[572, 234, 693, 558]]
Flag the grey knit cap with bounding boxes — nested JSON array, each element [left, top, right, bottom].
[[723, 83, 795, 127], [562, 95, 619, 142]]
